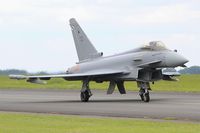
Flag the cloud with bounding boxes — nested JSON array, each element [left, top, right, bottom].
[[1, 1, 199, 27], [0, 0, 200, 71], [123, 4, 200, 25]]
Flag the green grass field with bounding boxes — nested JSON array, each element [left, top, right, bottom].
[[0, 75, 200, 92], [1, 75, 200, 92], [1, 76, 200, 132], [0, 112, 199, 133]]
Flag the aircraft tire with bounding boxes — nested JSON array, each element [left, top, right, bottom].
[[140, 94, 144, 101], [139, 89, 145, 101], [143, 92, 150, 102], [80, 91, 90, 102]]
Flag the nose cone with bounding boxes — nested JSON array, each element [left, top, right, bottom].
[[165, 52, 188, 67]]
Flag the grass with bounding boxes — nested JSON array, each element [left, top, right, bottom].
[[1, 75, 200, 92], [0, 112, 200, 133]]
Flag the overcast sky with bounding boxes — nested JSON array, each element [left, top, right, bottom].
[[0, 0, 200, 72]]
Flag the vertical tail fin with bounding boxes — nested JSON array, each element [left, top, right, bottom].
[[69, 18, 103, 62]]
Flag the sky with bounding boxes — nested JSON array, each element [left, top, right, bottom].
[[0, 0, 200, 72]]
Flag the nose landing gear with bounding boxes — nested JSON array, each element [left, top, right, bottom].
[[138, 82, 151, 102]]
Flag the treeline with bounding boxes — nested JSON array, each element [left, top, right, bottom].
[[1, 66, 200, 75], [179, 66, 200, 74], [0, 69, 28, 75], [0, 69, 49, 75]]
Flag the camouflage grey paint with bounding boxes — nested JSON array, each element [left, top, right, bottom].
[[67, 49, 187, 81], [70, 18, 102, 62]]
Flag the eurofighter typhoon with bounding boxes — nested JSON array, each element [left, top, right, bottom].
[[10, 18, 188, 102]]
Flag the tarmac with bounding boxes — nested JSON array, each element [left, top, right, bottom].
[[0, 89, 200, 121]]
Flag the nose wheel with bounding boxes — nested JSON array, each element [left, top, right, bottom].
[[139, 90, 150, 102], [138, 82, 151, 102]]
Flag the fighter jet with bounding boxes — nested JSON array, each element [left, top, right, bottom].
[[9, 18, 188, 102]]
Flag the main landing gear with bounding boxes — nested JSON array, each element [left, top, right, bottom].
[[138, 82, 151, 102], [80, 80, 151, 103], [80, 79, 92, 102]]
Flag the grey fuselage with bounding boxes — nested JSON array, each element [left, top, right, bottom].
[[67, 47, 188, 82]]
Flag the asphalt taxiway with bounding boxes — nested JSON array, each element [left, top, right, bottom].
[[0, 89, 200, 121]]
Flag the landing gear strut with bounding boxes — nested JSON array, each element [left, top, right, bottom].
[[80, 79, 92, 102], [138, 82, 150, 102]]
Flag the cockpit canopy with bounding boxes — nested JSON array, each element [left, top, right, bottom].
[[141, 41, 168, 50]]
